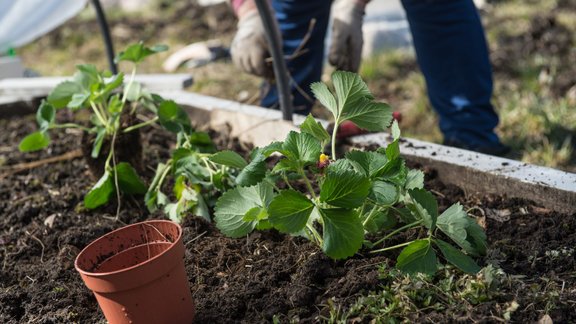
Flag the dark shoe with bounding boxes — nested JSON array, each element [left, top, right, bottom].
[[443, 138, 511, 157]]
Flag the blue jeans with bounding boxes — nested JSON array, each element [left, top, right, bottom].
[[263, 0, 502, 149], [401, 0, 501, 149]]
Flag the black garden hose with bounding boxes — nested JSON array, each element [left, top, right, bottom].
[[253, 0, 294, 121], [91, 0, 117, 74]]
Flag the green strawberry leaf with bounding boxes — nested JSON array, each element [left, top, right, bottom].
[[67, 92, 90, 109], [310, 81, 338, 117], [280, 131, 321, 166], [320, 167, 370, 208], [436, 203, 474, 254], [320, 208, 364, 260], [269, 190, 315, 233], [115, 42, 168, 64], [209, 150, 248, 169], [158, 100, 191, 133], [84, 171, 114, 209], [340, 97, 392, 132], [300, 114, 330, 146], [145, 189, 168, 213], [396, 239, 437, 275], [115, 162, 146, 194], [74, 64, 100, 90], [376, 157, 407, 186], [243, 206, 268, 222], [236, 148, 267, 186], [436, 203, 487, 257], [214, 183, 274, 238], [371, 180, 399, 206], [91, 128, 106, 158], [435, 239, 481, 274], [186, 131, 216, 153], [465, 220, 488, 256], [391, 119, 401, 140], [47, 81, 83, 108], [385, 139, 400, 161], [18, 131, 50, 152], [345, 150, 388, 179], [333, 71, 372, 113], [405, 169, 425, 190], [107, 94, 123, 114], [36, 101, 55, 131], [407, 188, 438, 231], [173, 149, 211, 183]]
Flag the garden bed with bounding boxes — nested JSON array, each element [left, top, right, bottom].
[[1, 107, 575, 323]]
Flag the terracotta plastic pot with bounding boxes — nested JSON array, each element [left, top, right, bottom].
[[75, 220, 195, 324]]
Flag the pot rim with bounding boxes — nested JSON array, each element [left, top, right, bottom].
[[74, 219, 182, 277]]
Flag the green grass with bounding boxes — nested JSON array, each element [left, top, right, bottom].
[[317, 264, 513, 323]]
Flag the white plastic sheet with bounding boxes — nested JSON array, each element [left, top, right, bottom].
[[0, 0, 88, 53]]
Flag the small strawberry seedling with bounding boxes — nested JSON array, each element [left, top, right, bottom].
[[19, 42, 192, 210]]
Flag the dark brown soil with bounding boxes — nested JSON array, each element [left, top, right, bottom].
[[1, 113, 575, 323], [80, 114, 144, 179]]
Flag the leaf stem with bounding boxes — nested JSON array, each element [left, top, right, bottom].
[[50, 123, 92, 132], [152, 162, 173, 191], [90, 101, 108, 128], [122, 66, 137, 104], [123, 116, 159, 133], [331, 119, 339, 159], [281, 173, 295, 191], [371, 220, 422, 248], [306, 223, 323, 246], [361, 204, 379, 227], [370, 241, 412, 254], [299, 169, 317, 199]]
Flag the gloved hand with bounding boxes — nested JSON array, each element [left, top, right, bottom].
[[230, 9, 274, 79], [328, 0, 366, 72]]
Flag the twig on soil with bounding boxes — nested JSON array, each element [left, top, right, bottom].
[[430, 189, 445, 198], [25, 231, 45, 263], [185, 231, 207, 246], [0, 149, 83, 179]]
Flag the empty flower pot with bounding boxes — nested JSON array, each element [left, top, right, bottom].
[[75, 220, 195, 324]]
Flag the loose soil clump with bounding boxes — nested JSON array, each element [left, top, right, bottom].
[[1, 113, 575, 323]]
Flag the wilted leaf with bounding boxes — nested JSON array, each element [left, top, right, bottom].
[[435, 239, 481, 274]]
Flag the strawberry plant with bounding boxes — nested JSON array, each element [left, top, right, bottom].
[[213, 71, 487, 275], [18, 42, 192, 210], [145, 131, 245, 222]]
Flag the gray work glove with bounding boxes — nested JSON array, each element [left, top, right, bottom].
[[230, 10, 274, 79], [329, 0, 366, 72]]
